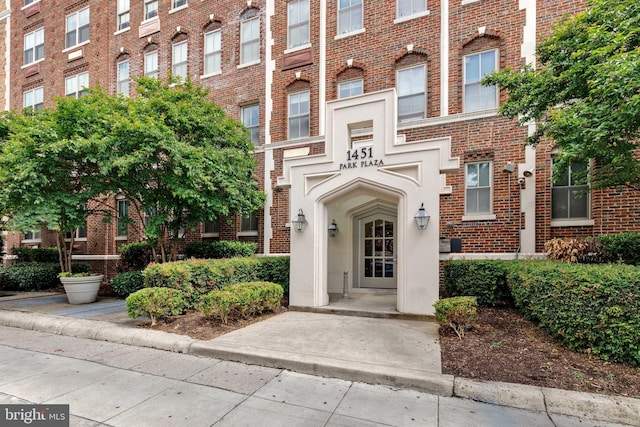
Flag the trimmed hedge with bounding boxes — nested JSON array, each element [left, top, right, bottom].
[[184, 240, 258, 259], [110, 270, 145, 297], [597, 232, 640, 265], [506, 260, 640, 366], [118, 242, 154, 272], [433, 296, 478, 339], [0, 263, 60, 291], [443, 260, 511, 306], [142, 257, 289, 308], [126, 287, 186, 326], [199, 281, 283, 323], [11, 247, 59, 263]]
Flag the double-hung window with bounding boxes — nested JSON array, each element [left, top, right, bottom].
[[117, 60, 129, 96], [552, 160, 589, 220], [464, 50, 498, 112], [397, 0, 426, 18], [288, 91, 310, 139], [172, 0, 187, 9], [65, 72, 89, 98], [117, 0, 130, 31], [338, 79, 363, 99], [240, 17, 259, 65], [204, 30, 221, 75], [240, 212, 259, 234], [24, 28, 44, 65], [338, 0, 363, 35], [66, 8, 90, 49], [24, 0, 37, 6], [23, 87, 44, 110], [23, 228, 41, 242], [203, 221, 219, 236], [242, 104, 259, 145], [288, 0, 309, 49], [144, 51, 158, 78], [145, 0, 158, 20], [465, 162, 492, 215], [172, 41, 188, 80], [397, 65, 426, 122]]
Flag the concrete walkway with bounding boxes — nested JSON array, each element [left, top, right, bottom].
[[0, 292, 638, 425]]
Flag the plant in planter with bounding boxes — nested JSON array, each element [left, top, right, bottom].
[[0, 99, 119, 303]]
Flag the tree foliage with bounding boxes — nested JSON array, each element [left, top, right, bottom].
[[484, 0, 640, 189], [0, 77, 264, 270]]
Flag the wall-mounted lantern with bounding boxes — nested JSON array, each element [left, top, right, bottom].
[[414, 203, 430, 230], [292, 209, 307, 232], [328, 219, 338, 237]]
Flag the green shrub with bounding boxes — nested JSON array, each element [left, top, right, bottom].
[[199, 281, 283, 323], [433, 296, 478, 339], [506, 260, 640, 366], [118, 242, 154, 271], [110, 270, 145, 297], [71, 262, 93, 274], [184, 240, 258, 259], [257, 256, 290, 295], [126, 287, 186, 326], [443, 260, 511, 306], [11, 247, 59, 264], [0, 263, 60, 291], [597, 232, 640, 265]]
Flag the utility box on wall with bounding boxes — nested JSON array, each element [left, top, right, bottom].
[[439, 238, 462, 253]]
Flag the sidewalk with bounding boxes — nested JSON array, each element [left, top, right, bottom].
[[0, 292, 638, 425]]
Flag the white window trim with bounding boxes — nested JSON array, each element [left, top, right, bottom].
[[23, 87, 44, 109], [338, 78, 364, 99], [396, 64, 427, 122], [141, 16, 159, 26], [172, 41, 188, 80], [144, 51, 159, 78], [463, 49, 499, 113], [203, 30, 222, 77], [288, 90, 310, 140], [461, 0, 481, 4], [393, 9, 430, 24], [237, 231, 259, 237], [240, 17, 260, 66], [114, 27, 131, 36], [550, 219, 595, 228], [287, 0, 310, 50], [20, 58, 45, 69], [464, 161, 493, 217], [65, 8, 90, 50], [117, 60, 130, 96], [62, 40, 90, 54], [237, 60, 261, 70], [284, 43, 312, 55], [168, 2, 188, 14], [21, 0, 41, 11], [334, 27, 365, 40]]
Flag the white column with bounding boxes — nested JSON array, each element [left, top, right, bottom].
[[440, 0, 449, 116], [262, 0, 276, 253]]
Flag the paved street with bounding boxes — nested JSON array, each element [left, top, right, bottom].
[[0, 325, 627, 427]]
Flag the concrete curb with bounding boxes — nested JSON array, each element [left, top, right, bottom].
[[0, 309, 638, 425]]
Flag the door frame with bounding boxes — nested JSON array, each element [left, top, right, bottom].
[[353, 206, 397, 289]]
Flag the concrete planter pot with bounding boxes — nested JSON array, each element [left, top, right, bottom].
[[60, 275, 103, 304]]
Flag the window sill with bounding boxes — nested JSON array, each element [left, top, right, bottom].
[[550, 219, 594, 228], [200, 71, 221, 79], [284, 43, 312, 55], [62, 40, 90, 54], [168, 4, 188, 14], [238, 231, 258, 237], [21, 0, 41, 11], [115, 236, 128, 241], [237, 60, 261, 69], [393, 10, 430, 24], [461, 0, 481, 5], [114, 27, 130, 36], [334, 28, 365, 40], [21, 58, 45, 69], [21, 239, 41, 245], [202, 233, 219, 238], [462, 214, 496, 222], [141, 16, 159, 25]]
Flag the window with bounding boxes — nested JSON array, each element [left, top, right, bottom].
[[66, 226, 87, 240], [465, 162, 491, 215], [240, 17, 259, 65], [464, 50, 498, 112], [24, 0, 38, 6], [397, 0, 426, 18], [172, 41, 188, 80], [203, 221, 219, 236], [144, 51, 158, 78], [240, 212, 259, 233], [288, 91, 310, 139], [242, 104, 259, 145], [552, 160, 589, 219], [117, 199, 128, 237], [24, 28, 44, 65], [23, 87, 43, 110], [204, 30, 221, 75], [288, 0, 310, 49], [172, 0, 187, 9], [117, 60, 129, 96], [397, 65, 426, 122], [65, 72, 89, 98], [23, 228, 41, 241], [145, 0, 158, 20], [117, 0, 130, 31], [66, 8, 90, 49], [338, 78, 363, 98], [338, 0, 363, 34]]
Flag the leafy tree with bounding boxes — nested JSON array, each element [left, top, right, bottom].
[[484, 0, 640, 189], [0, 96, 121, 272], [102, 77, 265, 262]]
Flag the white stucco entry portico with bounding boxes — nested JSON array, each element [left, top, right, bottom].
[[277, 89, 459, 315]]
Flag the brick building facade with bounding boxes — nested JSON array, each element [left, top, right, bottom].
[[3, 0, 639, 314]]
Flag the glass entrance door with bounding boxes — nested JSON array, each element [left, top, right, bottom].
[[359, 215, 397, 288]]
